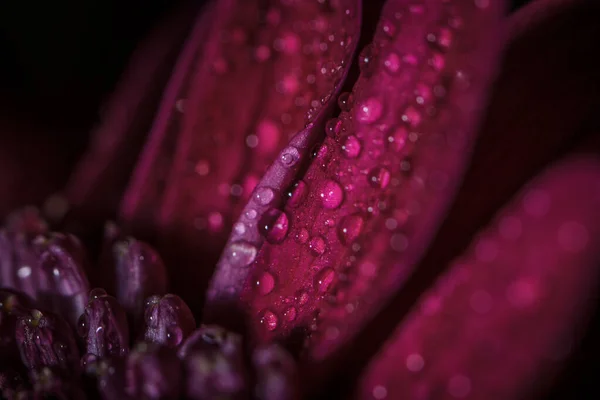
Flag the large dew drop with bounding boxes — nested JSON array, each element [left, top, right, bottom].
[[319, 180, 344, 209], [337, 214, 365, 245]]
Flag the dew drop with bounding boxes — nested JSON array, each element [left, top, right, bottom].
[[255, 187, 275, 205], [388, 126, 408, 152], [338, 92, 353, 111], [259, 209, 290, 244], [255, 271, 275, 295], [309, 236, 327, 256], [383, 52, 401, 74], [381, 19, 397, 37], [245, 209, 258, 220], [315, 268, 335, 293], [337, 214, 364, 245], [356, 97, 383, 124], [166, 326, 183, 347], [89, 288, 107, 300], [280, 146, 300, 167], [325, 118, 342, 137], [260, 309, 279, 331], [368, 167, 391, 189], [341, 135, 362, 158], [319, 180, 344, 209], [283, 307, 297, 321], [227, 241, 257, 267], [295, 228, 309, 244], [296, 290, 309, 305], [77, 313, 89, 338], [233, 222, 246, 235], [286, 180, 308, 208]]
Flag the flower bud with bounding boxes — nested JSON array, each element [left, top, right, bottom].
[[78, 288, 129, 359], [142, 294, 195, 348], [178, 325, 247, 399], [253, 344, 299, 400], [15, 309, 80, 374], [126, 342, 183, 399]]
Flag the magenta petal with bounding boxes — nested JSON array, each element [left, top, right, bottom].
[[119, 0, 362, 314], [358, 155, 600, 400], [207, 0, 505, 357]]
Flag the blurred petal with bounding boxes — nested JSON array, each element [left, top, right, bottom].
[[206, 0, 505, 363], [253, 343, 299, 400], [64, 2, 198, 229], [358, 155, 600, 399], [120, 0, 362, 313]]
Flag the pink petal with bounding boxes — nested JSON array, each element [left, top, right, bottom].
[[206, 0, 504, 360], [119, 0, 362, 314], [358, 155, 600, 400]]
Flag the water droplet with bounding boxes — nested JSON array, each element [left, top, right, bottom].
[[388, 126, 408, 152], [255, 187, 275, 205], [341, 135, 362, 159], [166, 326, 183, 346], [358, 45, 377, 76], [259, 208, 289, 244], [77, 313, 89, 338], [368, 167, 391, 189], [227, 241, 257, 266], [195, 160, 210, 176], [319, 180, 344, 209], [295, 290, 309, 305], [283, 307, 297, 321], [233, 222, 246, 235], [338, 214, 364, 245], [89, 288, 107, 300], [315, 268, 335, 292], [356, 97, 383, 124], [255, 271, 275, 295], [245, 209, 258, 220], [381, 19, 397, 37], [255, 45, 271, 62], [286, 180, 307, 208], [338, 92, 353, 111], [295, 228, 309, 244], [280, 146, 300, 167], [401, 106, 421, 128], [81, 353, 98, 368], [260, 309, 278, 331], [309, 236, 326, 256], [383, 52, 401, 74], [325, 118, 342, 137]]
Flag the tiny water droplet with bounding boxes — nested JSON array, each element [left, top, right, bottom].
[[246, 209, 258, 220], [260, 309, 279, 331], [368, 167, 391, 189], [325, 118, 342, 137], [338, 214, 364, 245], [255, 271, 275, 295], [383, 52, 401, 74], [259, 208, 290, 244], [341, 135, 362, 158], [280, 146, 300, 167], [166, 326, 183, 346], [255, 187, 275, 205], [295, 228, 309, 244], [89, 288, 107, 300], [286, 180, 308, 208], [356, 98, 383, 124], [319, 180, 344, 209], [338, 92, 353, 111], [315, 268, 335, 293], [309, 236, 326, 256], [283, 307, 297, 321], [227, 241, 257, 266], [233, 222, 246, 235]]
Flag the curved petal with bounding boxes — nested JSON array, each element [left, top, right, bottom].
[[119, 0, 362, 314], [206, 0, 505, 360], [357, 154, 600, 400]]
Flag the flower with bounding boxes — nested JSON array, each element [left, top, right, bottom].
[[1, 0, 599, 398]]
